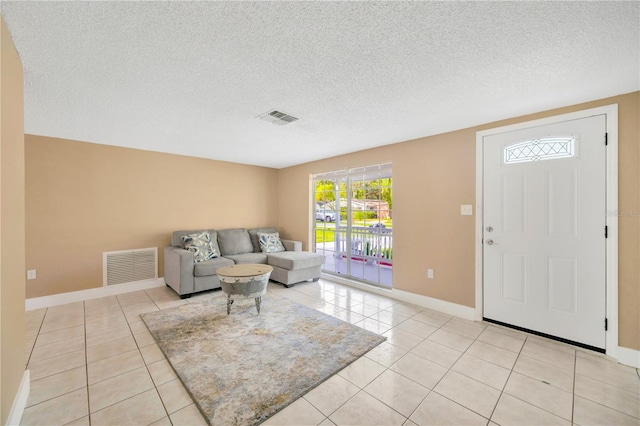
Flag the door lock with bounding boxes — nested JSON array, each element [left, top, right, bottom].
[[486, 226, 493, 232]]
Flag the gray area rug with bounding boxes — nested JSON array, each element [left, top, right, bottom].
[[141, 293, 385, 425]]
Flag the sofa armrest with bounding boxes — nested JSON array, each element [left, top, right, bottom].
[[164, 246, 195, 295], [281, 239, 302, 252]]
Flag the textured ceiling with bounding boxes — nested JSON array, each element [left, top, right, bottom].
[[2, 1, 639, 169]]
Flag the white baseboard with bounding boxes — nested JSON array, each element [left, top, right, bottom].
[[321, 274, 476, 321], [616, 346, 640, 368], [26, 278, 166, 311], [7, 370, 30, 426], [391, 288, 476, 321]]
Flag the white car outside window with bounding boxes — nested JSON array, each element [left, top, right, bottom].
[[315, 206, 336, 222]]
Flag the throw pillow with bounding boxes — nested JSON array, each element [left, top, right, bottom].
[[182, 231, 218, 263], [257, 232, 285, 253]]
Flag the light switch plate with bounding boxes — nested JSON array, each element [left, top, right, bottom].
[[427, 269, 434, 279], [27, 269, 36, 280], [461, 205, 473, 215]]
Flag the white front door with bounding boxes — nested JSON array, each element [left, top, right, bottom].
[[483, 115, 606, 349]]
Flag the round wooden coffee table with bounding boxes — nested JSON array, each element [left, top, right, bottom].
[[216, 264, 273, 315]]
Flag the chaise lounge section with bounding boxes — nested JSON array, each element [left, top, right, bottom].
[[164, 227, 325, 298]]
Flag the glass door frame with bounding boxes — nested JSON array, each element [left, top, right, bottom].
[[312, 163, 392, 288]]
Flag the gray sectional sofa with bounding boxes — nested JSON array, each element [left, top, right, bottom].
[[164, 227, 325, 298]]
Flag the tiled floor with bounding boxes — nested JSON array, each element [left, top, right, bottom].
[[23, 279, 640, 425]]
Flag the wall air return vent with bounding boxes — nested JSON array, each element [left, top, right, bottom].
[[258, 109, 299, 126], [103, 247, 157, 286]]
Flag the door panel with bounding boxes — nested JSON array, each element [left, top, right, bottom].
[[547, 256, 577, 314], [483, 115, 606, 349], [547, 169, 577, 236], [502, 252, 526, 303], [502, 175, 526, 233]]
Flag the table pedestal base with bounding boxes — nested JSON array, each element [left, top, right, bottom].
[[217, 264, 272, 315], [225, 296, 262, 315]]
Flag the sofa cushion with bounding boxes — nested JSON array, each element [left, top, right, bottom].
[[224, 253, 268, 265], [258, 232, 285, 253], [182, 231, 219, 263], [193, 256, 234, 277], [248, 227, 278, 252], [268, 251, 325, 270], [217, 228, 253, 256]]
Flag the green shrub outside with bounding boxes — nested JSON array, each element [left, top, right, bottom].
[[354, 211, 377, 220]]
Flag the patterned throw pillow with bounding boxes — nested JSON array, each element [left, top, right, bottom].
[[257, 232, 285, 253], [182, 231, 218, 263]]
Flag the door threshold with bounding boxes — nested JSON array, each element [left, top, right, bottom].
[[483, 317, 605, 354]]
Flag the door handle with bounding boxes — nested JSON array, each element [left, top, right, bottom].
[[486, 239, 495, 245]]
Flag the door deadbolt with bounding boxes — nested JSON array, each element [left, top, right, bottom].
[[486, 226, 493, 232]]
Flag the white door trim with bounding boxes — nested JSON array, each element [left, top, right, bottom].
[[475, 104, 618, 359]]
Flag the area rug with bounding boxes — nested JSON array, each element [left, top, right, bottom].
[[141, 293, 385, 425]]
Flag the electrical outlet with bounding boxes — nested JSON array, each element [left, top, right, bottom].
[[27, 269, 37, 280], [427, 269, 434, 279], [461, 205, 473, 216]]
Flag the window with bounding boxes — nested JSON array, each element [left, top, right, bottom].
[[312, 163, 393, 288], [504, 137, 576, 164]]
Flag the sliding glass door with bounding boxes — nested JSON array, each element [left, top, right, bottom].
[[313, 163, 393, 288]]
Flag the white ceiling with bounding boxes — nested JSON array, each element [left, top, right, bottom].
[[2, 1, 639, 169]]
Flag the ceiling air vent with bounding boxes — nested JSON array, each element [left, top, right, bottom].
[[258, 109, 299, 126]]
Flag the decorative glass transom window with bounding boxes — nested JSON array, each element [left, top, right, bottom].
[[503, 137, 576, 164]]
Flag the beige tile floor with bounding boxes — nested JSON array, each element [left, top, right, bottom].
[[22, 279, 640, 426]]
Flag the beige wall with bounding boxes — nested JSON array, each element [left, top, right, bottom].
[[1, 16, 26, 425], [25, 136, 279, 298], [617, 93, 640, 351], [278, 92, 640, 350]]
